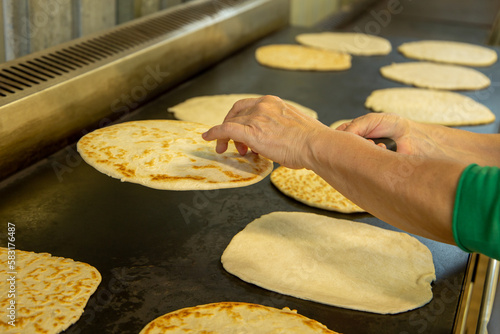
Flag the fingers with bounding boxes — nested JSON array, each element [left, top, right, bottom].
[[202, 122, 251, 155], [234, 141, 249, 155], [335, 121, 353, 131], [203, 95, 284, 156], [214, 138, 229, 154], [340, 113, 399, 139], [341, 117, 371, 137], [366, 138, 387, 149], [223, 96, 265, 122]]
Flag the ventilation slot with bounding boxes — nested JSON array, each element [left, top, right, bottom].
[[0, 0, 252, 98]]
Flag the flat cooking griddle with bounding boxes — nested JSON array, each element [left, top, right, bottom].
[[1, 25, 499, 334]]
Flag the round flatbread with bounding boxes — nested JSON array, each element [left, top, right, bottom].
[[222, 211, 436, 314], [296, 32, 391, 56], [138, 302, 339, 334], [365, 87, 495, 126], [380, 62, 491, 90], [271, 166, 364, 213], [77, 120, 273, 190], [398, 40, 497, 67], [169, 94, 318, 125], [0, 248, 101, 334], [255, 44, 351, 71]]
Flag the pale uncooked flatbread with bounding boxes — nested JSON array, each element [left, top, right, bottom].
[[77, 120, 273, 190], [138, 302, 339, 334], [296, 32, 391, 56], [222, 212, 436, 314], [380, 62, 491, 90], [398, 40, 497, 66], [365, 87, 495, 126], [169, 94, 318, 126], [0, 248, 101, 334], [255, 44, 351, 71], [271, 166, 364, 213]]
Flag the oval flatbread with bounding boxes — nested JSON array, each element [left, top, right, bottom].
[[271, 166, 364, 213], [255, 44, 351, 71], [138, 302, 340, 334], [169, 94, 318, 125], [365, 87, 495, 126], [398, 40, 497, 67], [77, 120, 273, 190], [380, 62, 491, 90], [296, 32, 391, 56], [222, 211, 436, 314], [0, 248, 101, 334]]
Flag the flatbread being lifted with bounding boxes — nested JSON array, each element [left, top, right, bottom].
[[380, 62, 491, 90], [296, 32, 391, 56], [365, 87, 495, 126], [271, 166, 364, 213], [398, 40, 497, 67], [0, 248, 101, 334], [77, 120, 273, 190], [169, 94, 318, 125], [138, 302, 340, 334], [255, 44, 351, 71], [222, 211, 436, 314]]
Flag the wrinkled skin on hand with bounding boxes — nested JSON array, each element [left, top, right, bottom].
[[202, 95, 330, 169], [336, 113, 448, 159]]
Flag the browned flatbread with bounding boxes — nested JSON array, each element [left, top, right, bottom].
[[271, 166, 364, 213], [0, 248, 101, 334], [138, 302, 340, 333], [255, 44, 351, 71], [77, 120, 273, 190]]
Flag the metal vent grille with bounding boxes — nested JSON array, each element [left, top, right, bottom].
[[0, 0, 247, 97]]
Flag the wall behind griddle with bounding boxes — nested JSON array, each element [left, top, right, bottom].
[[0, 0, 368, 64], [0, 0, 191, 63]]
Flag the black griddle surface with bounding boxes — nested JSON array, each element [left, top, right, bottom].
[[2, 21, 500, 334]]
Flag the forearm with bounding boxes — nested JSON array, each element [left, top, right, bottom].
[[306, 129, 467, 244], [412, 123, 500, 167]]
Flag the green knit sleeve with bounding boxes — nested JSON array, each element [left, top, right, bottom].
[[453, 164, 500, 260]]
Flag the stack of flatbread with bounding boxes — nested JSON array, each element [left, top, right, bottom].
[[255, 44, 351, 71], [138, 302, 340, 333], [271, 166, 364, 213], [0, 248, 101, 334], [222, 211, 436, 314], [168, 94, 318, 125], [77, 120, 273, 190], [296, 32, 392, 56]]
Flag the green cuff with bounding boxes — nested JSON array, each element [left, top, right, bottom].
[[453, 164, 500, 260]]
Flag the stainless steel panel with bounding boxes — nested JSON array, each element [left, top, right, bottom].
[[0, 0, 289, 181]]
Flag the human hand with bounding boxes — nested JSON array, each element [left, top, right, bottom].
[[202, 95, 331, 169], [336, 113, 425, 155]]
